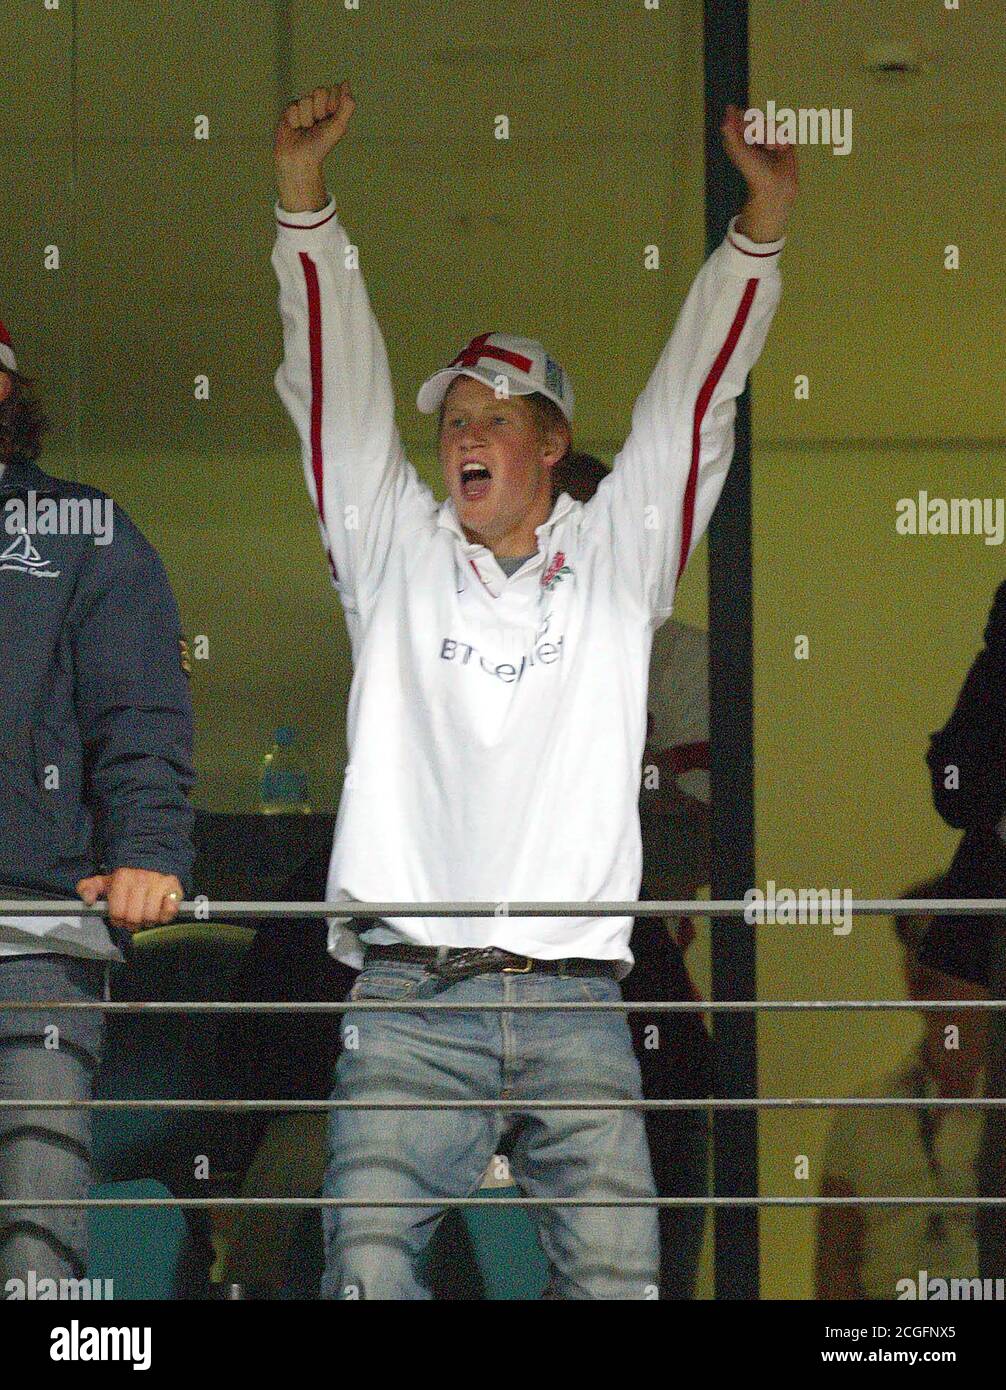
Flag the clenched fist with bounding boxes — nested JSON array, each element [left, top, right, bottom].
[[76, 867, 184, 933], [274, 82, 356, 174], [721, 103, 798, 243]]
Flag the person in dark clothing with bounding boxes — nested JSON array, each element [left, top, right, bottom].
[[922, 579, 1006, 1281], [922, 579, 1006, 988], [0, 321, 195, 1293]]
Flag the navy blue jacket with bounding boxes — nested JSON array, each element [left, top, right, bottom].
[[0, 458, 195, 897]]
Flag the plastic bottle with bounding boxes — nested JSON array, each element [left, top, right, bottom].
[[258, 726, 312, 814]]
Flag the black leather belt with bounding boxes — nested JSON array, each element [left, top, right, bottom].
[[364, 943, 619, 984]]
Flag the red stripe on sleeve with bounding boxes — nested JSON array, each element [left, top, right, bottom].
[[676, 277, 759, 584], [726, 233, 781, 258], [298, 251, 339, 583], [277, 205, 338, 230]]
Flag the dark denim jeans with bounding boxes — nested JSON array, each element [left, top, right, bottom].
[[321, 961, 660, 1300], [0, 952, 106, 1289]]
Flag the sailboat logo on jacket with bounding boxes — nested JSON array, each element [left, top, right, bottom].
[[0, 530, 60, 578]]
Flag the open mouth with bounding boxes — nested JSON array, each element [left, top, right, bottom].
[[461, 463, 492, 501]]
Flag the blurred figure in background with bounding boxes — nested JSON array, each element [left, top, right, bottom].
[[922, 578, 1006, 1278], [921, 578, 1006, 988], [815, 879, 988, 1299]]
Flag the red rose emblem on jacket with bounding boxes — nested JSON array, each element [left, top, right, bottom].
[[541, 550, 572, 591]]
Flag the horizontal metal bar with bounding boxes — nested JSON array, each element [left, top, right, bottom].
[[3, 897, 1006, 919], [0, 1097, 1002, 1112], [0, 1196, 1003, 1210], [0, 999, 1003, 1014], [757, 437, 1006, 452]]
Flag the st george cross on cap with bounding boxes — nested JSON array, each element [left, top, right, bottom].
[[417, 331, 574, 422], [0, 318, 17, 373]]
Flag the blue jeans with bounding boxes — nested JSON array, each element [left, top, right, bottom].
[[456, 1115, 709, 1300], [0, 954, 106, 1287], [321, 961, 660, 1299]]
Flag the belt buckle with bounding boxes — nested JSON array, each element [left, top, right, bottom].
[[502, 954, 533, 974]]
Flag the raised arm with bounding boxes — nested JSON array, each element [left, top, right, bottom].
[[589, 105, 798, 621], [272, 83, 435, 611]]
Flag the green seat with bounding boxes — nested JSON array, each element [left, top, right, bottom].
[[461, 1189, 549, 1299], [87, 1179, 190, 1299], [273, 1176, 550, 1300], [416, 1189, 550, 1300], [93, 923, 255, 1184]]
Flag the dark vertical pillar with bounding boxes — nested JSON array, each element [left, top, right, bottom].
[[977, 926, 1006, 1278], [273, 2, 293, 114], [71, 2, 80, 470], [703, 0, 760, 1300]]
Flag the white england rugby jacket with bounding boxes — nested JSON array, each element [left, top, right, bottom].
[[272, 193, 784, 973]]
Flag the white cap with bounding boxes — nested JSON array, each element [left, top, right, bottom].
[[417, 332, 573, 422], [0, 318, 16, 373]]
